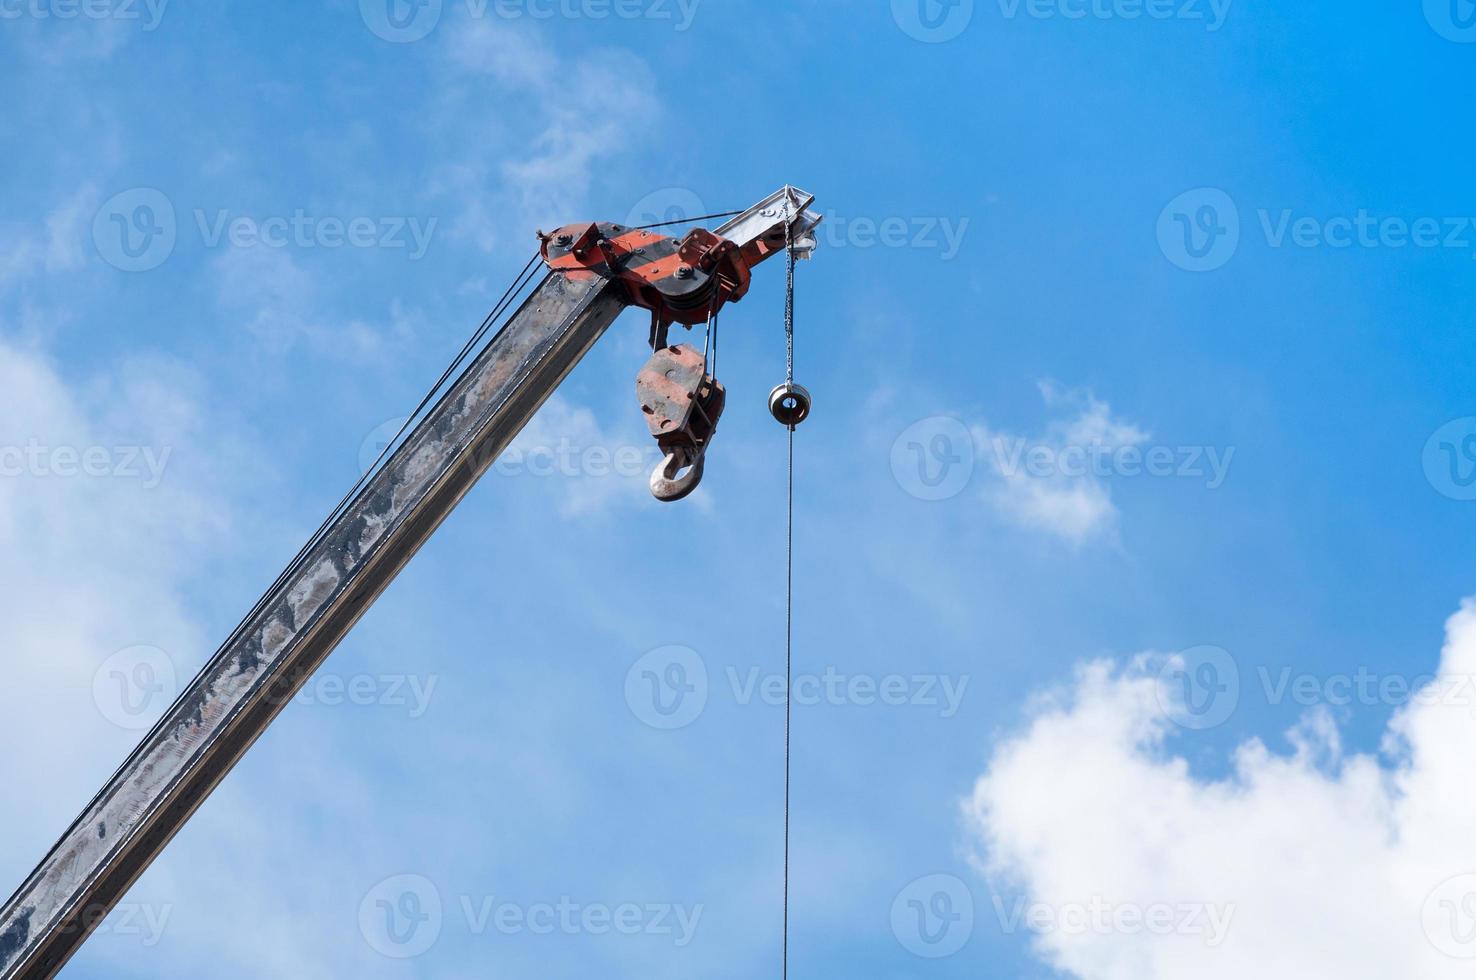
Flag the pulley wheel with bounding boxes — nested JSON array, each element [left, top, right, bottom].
[[768, 383, 812, 428]]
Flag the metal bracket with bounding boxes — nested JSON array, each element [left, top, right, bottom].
[[539, 184, 822, 346]]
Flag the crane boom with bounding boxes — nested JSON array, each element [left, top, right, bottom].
[[0, 186, 820, 979]]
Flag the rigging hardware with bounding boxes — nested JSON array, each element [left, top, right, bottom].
[[542, 186, 820, 499]]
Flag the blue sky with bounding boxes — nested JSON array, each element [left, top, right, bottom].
[[4, 0, 1476, 977]]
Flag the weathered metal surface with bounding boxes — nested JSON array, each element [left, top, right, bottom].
[[0, 270, 625, 979], [636, 344, 726, 502], [539, 185, 822, 338], [713, 185, 821, 265], [636, 343, 717, 441]]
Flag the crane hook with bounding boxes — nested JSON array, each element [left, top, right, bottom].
[[635, 343, 726, 503], [649, 446, 707, 502]]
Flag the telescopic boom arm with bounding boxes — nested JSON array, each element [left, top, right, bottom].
[[0, 186, 820, 979]]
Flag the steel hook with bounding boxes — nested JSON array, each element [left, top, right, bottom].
[[650, 446, 706, 502]]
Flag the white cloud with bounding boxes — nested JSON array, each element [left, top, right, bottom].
[[504, 394, 663, 517], [966, 597, 1476, 979], [973, 384, 1148, 544], [431, 17, 662, 251], [0, 339, 230, 885], [209, 245, 416, 358], [0, 337, 388, 975]]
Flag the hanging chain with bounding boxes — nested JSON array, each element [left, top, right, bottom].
[[783, 203, 796, 386]]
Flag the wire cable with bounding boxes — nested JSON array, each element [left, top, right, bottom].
[[633, 209, 744, 230], [31, 249, 550, 899], [232, 251, 543, 637], [782, 424, 795, 980], [780, 200, 797, 980]]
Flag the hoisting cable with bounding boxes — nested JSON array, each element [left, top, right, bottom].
[[48, 249, 549, 861], [780, 203, 798, 980], [767, 195, 812, 979], [633, 209, 744, 230], [244, 250, 544, 623]]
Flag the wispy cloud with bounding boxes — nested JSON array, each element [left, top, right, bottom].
[[973, 383, 1149, 544]]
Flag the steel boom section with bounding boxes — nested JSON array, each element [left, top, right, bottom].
[[0, 270, 625, 978]]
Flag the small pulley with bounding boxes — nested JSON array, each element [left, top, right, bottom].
[[768, 383, 812, 429], [635, 343, 726, 502]]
